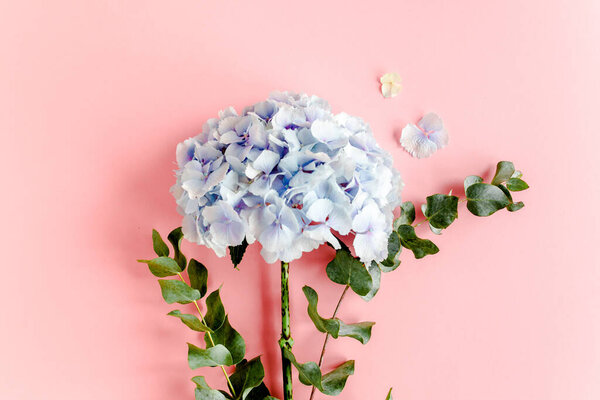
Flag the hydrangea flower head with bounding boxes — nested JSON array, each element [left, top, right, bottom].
[[172, 92, 403, 264], [400, 113, 449, 158]]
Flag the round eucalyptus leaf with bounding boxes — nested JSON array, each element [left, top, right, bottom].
[[188, 343, 233, 368], [466, 183, 511, 216], [491, 161, 515, 185], [152, 229, 170, 257], [506, 178, 529, 191], [158, 279, 201, 304]]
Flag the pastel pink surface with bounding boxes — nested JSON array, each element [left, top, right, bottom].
[[1, 1, 599, 399]]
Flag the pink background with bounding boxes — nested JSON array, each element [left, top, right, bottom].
[[1, 1, 599, 399]]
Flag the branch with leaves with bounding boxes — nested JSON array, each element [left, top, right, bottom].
[[139, 161, 528, 400]]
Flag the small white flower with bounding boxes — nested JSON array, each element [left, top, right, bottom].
[[400, 112, 449, 159], [380, 73, 402, 98]]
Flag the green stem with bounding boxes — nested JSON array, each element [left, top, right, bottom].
[[177, 273, 236, 397], [280, 261, 293, 400], [309, 284, 350, 400]]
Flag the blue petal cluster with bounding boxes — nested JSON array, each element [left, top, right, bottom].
[[172, 92, 403, 264]]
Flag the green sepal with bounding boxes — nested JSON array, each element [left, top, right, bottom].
[[167, 310, 212, 332], [380, 232, 401, 269], [396, 225, 439, 259], [188, 343, 233, 368], [229, 239, 248, 269], [192, 376, 228, 400], [385, 387, 393, 400], [303, 286, 375, 344], [206, 315, 246, 365], [396, 201, 416, 226], [506, 178, 529, 191], [491, 161, 515, 185], [167, 227, 187, 271], [152, 229, 170, 257], [138, 256, 181, 277], [229, 357, 265, 400], [283, 349, 354, 396], [326, 250, 373, 296], [188, 259, 208, 298], [204, 289, 227, 331], [466, 183, 511, 216], [424, 194, 459, 230], [507, 201, 525, 212], [158, 279, 201, 304]]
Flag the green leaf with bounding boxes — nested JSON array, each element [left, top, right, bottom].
[[464, 175, 483, 193], [138, 256, 181, 277], [424, 194, 459, 229], [167, 310, 212, 332], [466, 183, 511, 216], [229, 239, 248, 269], [188, 259, 208, 298], [192, 376, 228, 400], [429, 223, 443, 235], [229, 357, 265, 400], [283, 349, 354, 396], [511, 170, 523, 179], [506, 178, 529, 191], [152, 229, 170, 257], [396, 201, 416, 226], [204, 289, 226, 330], [188, 343, 233, 368], [158, 279, 201, 304], [168, 227, 187, 271], [397, 225, 439, 259], [385, 387, 393, 400], [507, 201, 525, 212], [491, 161, 515, 185], [206, 315, 246, 365], [380, 232, 401, 270], [245, 382, 271, 400], [326, 250, 373, 296], [360, 261, 381, 302], [303, 286, 375, 344], [496, 184, 513, 202]]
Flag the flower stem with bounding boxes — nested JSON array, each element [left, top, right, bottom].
[[177, 273, 236, 397], [280, 261, 293, 400], [309, 284, 350, 400]]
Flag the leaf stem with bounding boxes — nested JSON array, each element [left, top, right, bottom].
[[177, 273, 236, 397], [309, 284, 350, 400]]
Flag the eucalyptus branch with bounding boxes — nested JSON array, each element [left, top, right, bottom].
[[305, 161, 529, 399], [309, 284, 350, 400], [176, 272, 236, 397]]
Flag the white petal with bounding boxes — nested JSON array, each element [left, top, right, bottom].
[[306, 198, 334, 223], [428, 128, 449, 149], [418, 112, 444, 133], [400, 124, 438, 159], [327, 206, 352, 234], [353, 230, 388, 263], [252, 150, 280, 174]]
